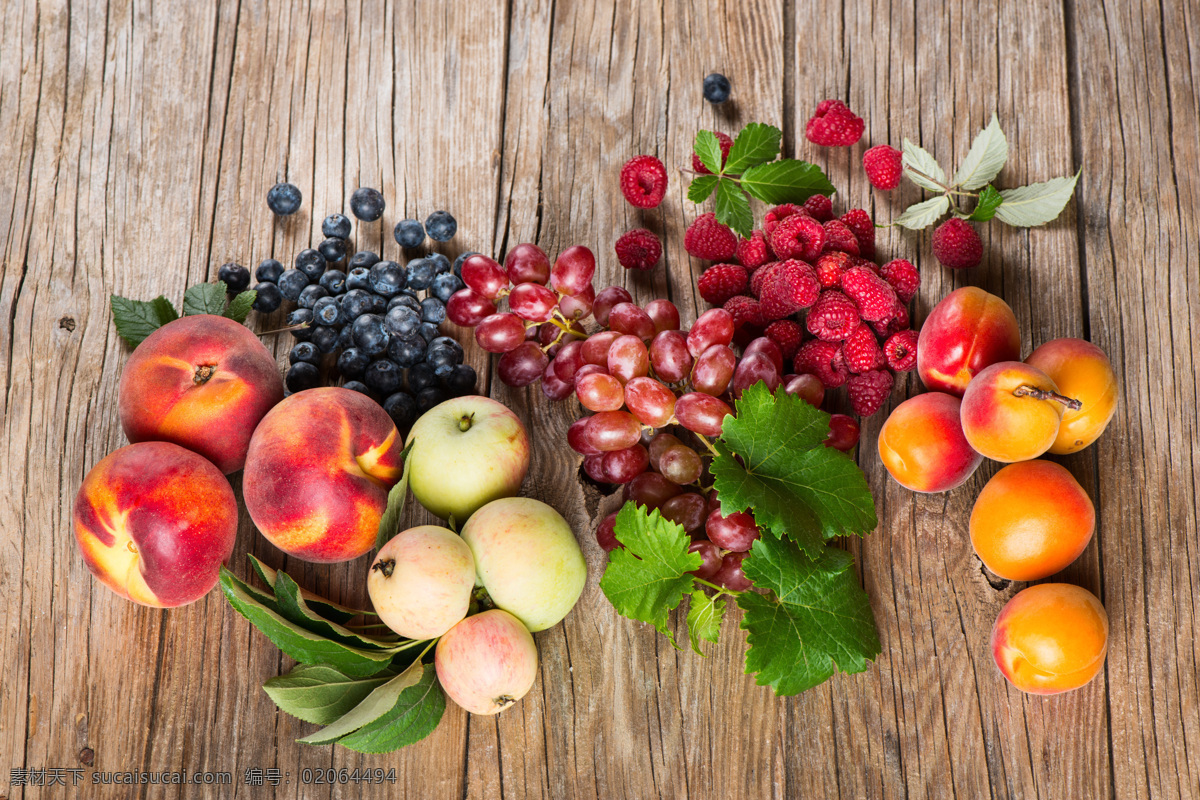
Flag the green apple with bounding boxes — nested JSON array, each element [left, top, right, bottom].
[[367, 525, 475, 639], [407, 396, 530, 524], [459, 497, 587, 632]]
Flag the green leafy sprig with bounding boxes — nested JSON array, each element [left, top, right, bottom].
[[110, 281, 257, 346]]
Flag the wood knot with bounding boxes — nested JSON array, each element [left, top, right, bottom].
[[59, 316, 76, 332], [79, 747, 95, 766]]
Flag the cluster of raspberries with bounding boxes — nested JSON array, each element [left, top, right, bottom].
[[688, 202, 920, 417]]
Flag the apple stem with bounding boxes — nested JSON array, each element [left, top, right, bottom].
[[458, 413, 475, 433], [193, 364, 216, 385], [1013, 384, 1083, 411]]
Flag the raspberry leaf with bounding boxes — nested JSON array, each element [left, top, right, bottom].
[[893, 195, 950, 230], [715, 178, 754, 239], [739, 160, 836, 205], [694, 130, 724, 175], [335, 664, 445, 753], [184, 281, 230, 316], [994, 170, 1081, 227], [111, 295, 174, 346], [150, 296, 180, 325], [901, 139, 948, 192], [687, 174, 720, 204], [967, 185, 1004, 222], [297, 658, 428, 745], [686, 589, 725, 656], [952, 114, 1009, 190], [739, 537, 881, 696], [600, 503, 702, 648], [263, 665, 395, 726], [723, 122, 782, 175], [224, 289, 257, 323]]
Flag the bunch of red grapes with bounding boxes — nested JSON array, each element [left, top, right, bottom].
[[446, 244, 858, 592]]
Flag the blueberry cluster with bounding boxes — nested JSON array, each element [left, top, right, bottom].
[[252, 189, 472, 431]]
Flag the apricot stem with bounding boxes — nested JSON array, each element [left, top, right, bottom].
[[1012, 384, 1083, 411]]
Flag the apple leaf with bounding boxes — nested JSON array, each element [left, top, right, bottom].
[[270, 571, 418, 653], [297, 658, 428, 745], [264, 664, 395, 725], [376, 439, 415, 550], [336, 664, 445, 753], [247, 554, 366, 623]]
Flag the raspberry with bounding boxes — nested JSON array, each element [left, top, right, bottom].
[[870, 301, 910, 337], [793, 339, 848, 389], [769, 213, 826, 262], [759, 259, 821, 320], [764, 320, 805, 360], [840, 209, 876, 260], [764, 204, 804, 236], [735, 229, 775, 271], [883, 329, 919, 371], [931, 218, 983, 269], [847, 369, 894, 416], [802, 194, 834, 222], [684, 213, 738, 261], [614, 228, 662, 271], [805, 99, 865, 147], [862, 145, 903, 190], [880, 259, 920, 303], [692, 131, 734, 174], [842, 324, 886, 373], [749, 261, 779, 297], [620, 155, 668, 209], [723, 295, 765, 331], [840, 265, 898, 322], [821, 219, 861, 256], [806, 290, 861, 342], [698, 263, 749, 306], [814, 252, 852, 288]]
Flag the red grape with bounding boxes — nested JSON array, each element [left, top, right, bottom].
[[647, 432, 683, 470], [447, 288, 496, 327], [582, 410, 642, 452], [505, 243, 551, 285], [688, 540, 723, 580], [609, 302, 656, 340], [705, 508, 760, 552], [743, 336, 784, 373], [541, 359, 574, 401], [691, 344, 736, 395], [705, 488, 721, 514], [783, 373, 825, 407], [559, 285, 595, 320], [497, 341, 548, 386], [596, 511, 622, 552], [602, 444, 649, 483], [583, 453, 611, 483], [575, 371, 625, 412], [572, 363, 608, 386], [648, 330, 693, 384], [660, 492, 707, 534], [623, 471, 682, 511], [624, 377, 676, 428], [674, 392, 732, 437], [568, 417, 602, 455], [509, 282, 558, 322], [582, 330, 620, 366], [659, 443, 703, 485], [712, 551, 752, 591], [552, 340, 586, 382], [686, 308, 735, 357], [462, 254, 510, 299], [825, 414, 860, 452], [731, 352, 781, 397], [645, 299, 680, 332], [592, 286, 633, 327], [475, 312, 527, 353], [607, 335, 650, 383], [551, 245, 596, 295]]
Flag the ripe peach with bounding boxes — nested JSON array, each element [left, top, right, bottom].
[[243, 387, 404, 563], [1025, 338, 1118, 454], [970, 461, 1095, 581], [991, 583, 1108, 694], [960, 361, 1080, 462], [73, 442, 238, 607], [435, 609, 539, 715], [118, 314, 284, 474], [917, 287, 1022, 396], [878, 393, 983, 493]]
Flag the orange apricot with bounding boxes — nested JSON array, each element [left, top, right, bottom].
[[970, 461, 1095, 581], [960, 361, 1079, 462], [878, 393, 983, 493], [1025, 338, 1118, 454], [990, 583, 1108, 695]]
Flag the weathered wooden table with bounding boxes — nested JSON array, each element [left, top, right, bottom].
[[3, 0, 1197, 797]]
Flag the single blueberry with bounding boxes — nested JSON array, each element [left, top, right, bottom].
[[348, 250, 380, 271], [406, 362, 437, 394], [267, 182, 302, 216], [703, 72, 731, 104], [440, 363, 477, 395], [322, 213, 352, 239], [428, 336, 464, 364], [418, 322, 440, 343], [289, 342, 321, 365], [370, 293, 388, 315], [350, 187, 386, 222], [382, 391, 418, 429], [352, 313, 390, 356], [297, 284, 329, 309], [312, 296, 343, 326], [387, 333, 427, 368], [416, 386, 449, 413], [426, 253, 452, 275], [343, 380, 373, 397], [339, 288, 375, 320], [296, 248, 326, 281], [368, 261, 406, 297], [420, 297, 447, 325], [405, 257, 436, 291], [218, 262, 251, 293], [319, 238, 347, 263], [365, 359, 404, 395], [255, 258, 284, 283], [425, 210, 457, 242], [286, 362, 321, 392], [345, 267, 372, 291], [287, 308, 314, 340], [452, 251, 480, 278], [251, 282, 283, 313], [384, 305, 422, 338], [430, 273, 465, 303], [387, 293, 422, 312], [309, 325, 340, 353], [278, 268, 310, 301], [319, 270, 347, 295], [336, 323, 356, 351], [393, 218, 425, 249], [337, 347, 370, 379]]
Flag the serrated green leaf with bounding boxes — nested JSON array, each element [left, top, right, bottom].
[[264, 664, 394, 725], [271, 571, 413, 652], [893, 195, 951, 230], [224, 289, 257, 323], [952, 114, 1008, 190], [688, 175, 720, 204], [694, 130, 723, 175], [723, 122, 782, 174], [110, 296, 168, 346], [220, 567, 394, 678], [739, 537, 880, 696], [710, 384, 877, 558], [298, 658, 426, 745], [150, 296, 179, 325], [740, 159, 836, 205], [715, 179, 754, 239], [183, 281, 229, 316], [600, 503, 701, 647], [902, 139, 947, 192], [686, 589, 725, 656], [994, 171, 1081, 227], [247, 554, 366, 623], [336, 664, 445, 753], [376, 439, 415, 550], [968, 185, 1004, 222]]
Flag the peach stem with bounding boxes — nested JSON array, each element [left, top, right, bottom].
[[1013, 384, 1083, 411]]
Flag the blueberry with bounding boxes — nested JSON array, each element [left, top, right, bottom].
[[251, 282, 283, 313], [427, 336, 465, 372], [289, 341, 321, 365], [345, 267, 372, 291], [319, 270, 347, 295], [440, 363, 477, 395], [351, 313, 390, 356], [350, 187, 386, 221], [453, 251, 480, 278], [267, 182, 302, 216], [339, 288, 375, 320], [297, 284, 329, 309], [278, 268, 310, 301], [420, 297, 447, 325], [388, 293, 421, 312], [337, 323, 356, 351], [425, 210, 457, 242], [310, 325, 341, 353], [312, 295, 343, 326], [343, 380, 373, 397], [337, 347, 370, 379], [406, 362, 437, 394], [322, 213, 352, 239], [287, 308, 314, 340], [418, 322, 440, 343], [387, 333, 427, 368], [703, 72, 731, 104], [383, 391, 418, 429], [430, 273, 465, 303], [426, 253, 452, 275], [286, 362, 321, 392], [416, 386, 449, 413], [365, 359, 405, 395], [348, 250, 380, 271], [218, 262, 251, 293], [405, 257, 436, 291], [255, 258, 284, 283], [368, 261, 406, 297], [318, 237, 347, 263], [370, 293, 388, 314], [384, 305, 422, 338], [394, 218, 425, 249], [296, 248, 326, 281]]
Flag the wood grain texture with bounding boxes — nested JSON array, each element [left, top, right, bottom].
[[0, 0, 1197, 798]]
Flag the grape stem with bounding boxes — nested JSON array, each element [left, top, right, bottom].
[[693, 433, 722, 458], [694, 577, 738, 596]]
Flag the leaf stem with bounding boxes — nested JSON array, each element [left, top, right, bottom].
[[694, 434, 721, 458], [694, 577, 738, 596]]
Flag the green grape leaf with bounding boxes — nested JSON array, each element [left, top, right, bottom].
[[693, 130, 724, 175], [183, 281, 229, 316], [740, 159, 836, 205], [968, 185, 1004, 222], [711, 383, 877, 558], [297, 658, 427, 745], [336, 664, 445, 753], [264, 664, 395, 725], [893, 195, 951, 230], [376, 439, 415, 549], [715, 179, 754, 239], [952, 114, 1008, 190], [902, 138, 947, 192], [688, 175, 720, 204], [739, 537, 881, 696], [599, 503, 701, 647], [686, 589, 725, 656], [224, 289, 257, 323], [111, 295, 172, 346], [723, 122, 782, 174], [994, 170, 1081, 227]]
